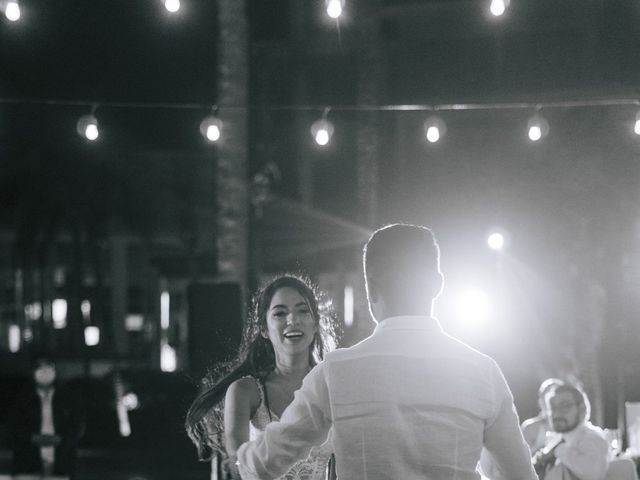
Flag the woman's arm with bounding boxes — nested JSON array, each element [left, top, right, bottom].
[[224, 377, 260, 458]]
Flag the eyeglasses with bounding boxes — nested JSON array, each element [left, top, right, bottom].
[[549, 402, 578, 414]]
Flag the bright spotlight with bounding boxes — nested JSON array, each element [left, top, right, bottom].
[[487, 232, 505, 250], [77, 113, 99, 141], [455, 288, 492, 326], [634, 112, 640, 135], [489, 0, 508, 17], [310, 117, 334, 146], [424, 116, 446, 144], [164, 0, 180, 13], [84, 326, 100, 346], [52, 299, 68, 329], [527, 113, 549, 142], [326, 0, 344, 19], [200, 115, 222, 143], [5, 0, 21, 21]]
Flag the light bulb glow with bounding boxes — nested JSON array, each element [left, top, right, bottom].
[[490, 0, 506, 16], [52, 299, 67, 329], [5, 1, 21, 21], [326, 0, 343, 19], [310, 118, 334, 146], [528, 125, 542, 141], [161, 343, 177, 372], [424, 116, 446, 143], [85, 124, 99, 141], [200, 115, 222, 143], [426, 126, 440, 143], [206, 125, 221, 142], [634, 118, 640, 136], [455, 288, 492, 326], [9, 325, 20, 353], [315, 129, 330, 146], [488, 232, 505, 250], [164, 0, 180, 12], [84, 326, 100, 346], [77, 114, 99, 141]]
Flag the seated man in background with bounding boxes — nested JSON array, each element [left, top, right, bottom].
[[10, 355, 85, 480], [522, 378, 566, 452], [532, 383, 608, 480]]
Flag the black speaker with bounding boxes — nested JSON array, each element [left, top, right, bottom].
[[187, 282, 243, 377]]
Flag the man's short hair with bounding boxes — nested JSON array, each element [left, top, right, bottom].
[[363, 223, 441, 308]]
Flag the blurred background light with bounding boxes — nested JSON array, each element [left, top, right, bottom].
[[160, 291, 170, 330], [8, 324, 20, 352], [487, 231, 505, 251], [77, 113, 99, 141], [199, 114, 222, 142], [424, 115, 446, 143], [5, 0, 21, 21], [160, 343, 177, 372], [489, 0, 508, 17], [635, 111, 640, 135], [52, 298, 67, 329], [527, 113, 549, 142], [84, 325, 100, 346], [344, 284, 354, 327], [326, 0, 344, 19], [310, 117, 334, 146], [455, 287, 492, 327], [164, 0, 180, 13], [122, 392, 139, 411]]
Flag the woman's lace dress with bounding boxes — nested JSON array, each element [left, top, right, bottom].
[[248, 376, 332, 480]]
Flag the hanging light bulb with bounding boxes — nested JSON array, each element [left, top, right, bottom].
[[634, 111, 640, 136], [164, 0, 180, 13], [76, 113, 99, 141], [200, 114, 222, 143], [310, 117, 334, 146], [5, 0, 21, 21], [489, 0, 509, 17], [423, 115, 447, 144], [527, 112, 549, 142], [326, 0, 344, 19]]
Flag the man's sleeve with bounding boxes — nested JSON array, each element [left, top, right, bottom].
[[237, 363, 332, 480], [554, 431, 608, 480], [483, 362, 539, 480]]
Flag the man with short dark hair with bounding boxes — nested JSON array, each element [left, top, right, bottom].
[[235, 223, 537, 479], [532, 384, 608, 480]]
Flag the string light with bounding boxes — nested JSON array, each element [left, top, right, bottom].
[[200, 111, 222, 142], [2, 96, 640, 147], [424, 115, 446, 143], [527, 111, 549, 142], [489, 0, 509, 17], [4, 0, 21, 21], [164, 0, 180, 13], [310, 110, 335, 146], [76, 111, 100, 141], [325, 0, 344, 19]]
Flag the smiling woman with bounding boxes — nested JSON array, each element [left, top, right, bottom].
[[184, 274, 339, 480]]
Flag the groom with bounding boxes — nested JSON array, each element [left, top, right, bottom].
[[234, 223, 536, 479]]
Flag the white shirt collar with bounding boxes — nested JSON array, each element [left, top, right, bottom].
[[374, 315, 443, 334]]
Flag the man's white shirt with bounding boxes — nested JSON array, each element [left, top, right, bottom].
[[237, 316, 537, 480]]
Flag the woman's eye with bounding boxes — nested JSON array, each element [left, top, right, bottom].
[[298, 308, 311, 315], [273, 311, 287, 318]]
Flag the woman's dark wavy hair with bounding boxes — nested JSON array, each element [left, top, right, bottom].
[[184, 273, 339, 460]]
